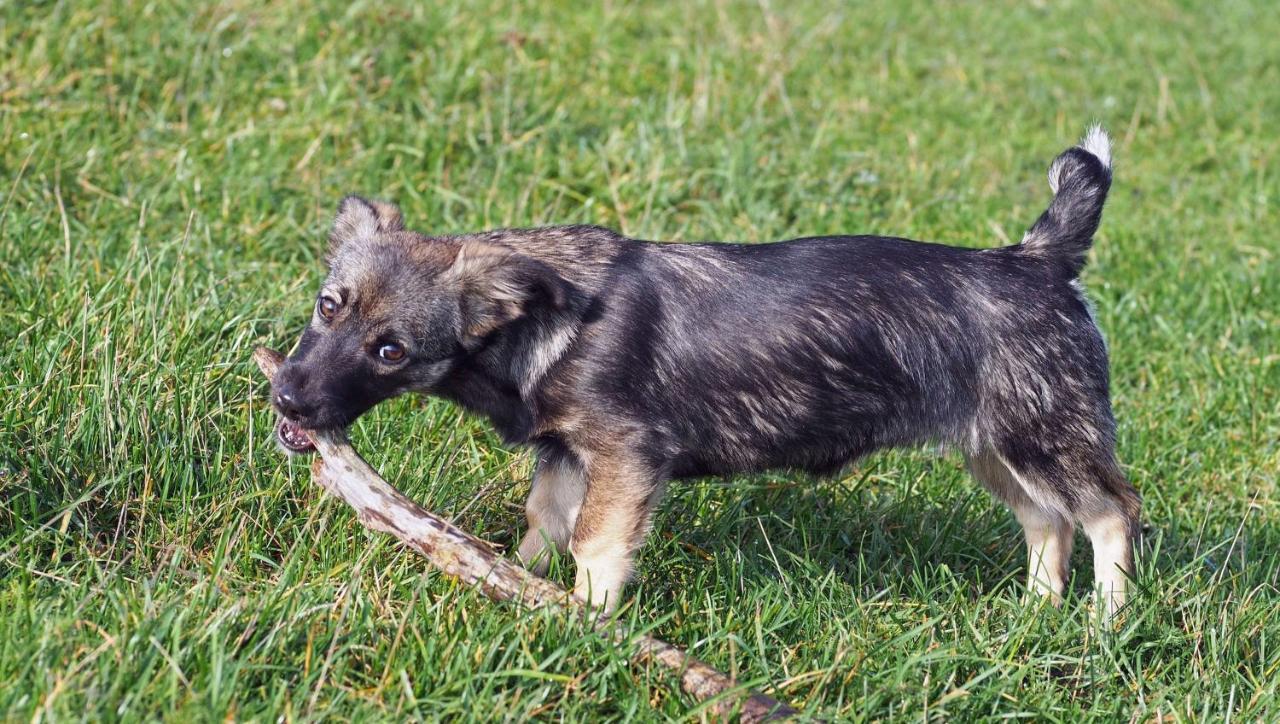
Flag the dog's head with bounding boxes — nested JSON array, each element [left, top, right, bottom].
[[272, 196, 570, 451]]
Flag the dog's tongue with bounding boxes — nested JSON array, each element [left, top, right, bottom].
[[277, 418, 316, 453]]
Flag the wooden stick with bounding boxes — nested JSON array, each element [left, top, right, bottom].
[[254, 347, 795, 721]]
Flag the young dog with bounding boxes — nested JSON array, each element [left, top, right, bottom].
[[273, 126, 1140, 615]]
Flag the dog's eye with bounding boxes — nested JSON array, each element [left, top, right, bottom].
[[317, 296, 339, 320], [377, 343, 406, 363]]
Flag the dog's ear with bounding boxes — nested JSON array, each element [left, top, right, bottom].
[[329, 195, 405, 253], [447, 240, 571, 339]]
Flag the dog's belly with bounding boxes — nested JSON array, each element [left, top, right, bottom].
[[670, 436, 876, 479], [664, 396, 938, 480]]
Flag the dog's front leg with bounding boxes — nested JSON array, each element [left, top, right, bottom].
[[517, 447, 587, 576], [569, 449, 665, 613]]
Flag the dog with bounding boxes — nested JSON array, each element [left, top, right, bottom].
[[272, 126, 1140, 615]]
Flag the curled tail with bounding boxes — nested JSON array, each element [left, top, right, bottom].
[[1019, 125, 1113, 276]]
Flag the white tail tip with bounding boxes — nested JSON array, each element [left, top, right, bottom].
[[1080, 124, 1112, 170]]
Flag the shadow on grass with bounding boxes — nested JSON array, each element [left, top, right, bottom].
[[644, 455, 1024, 603], [642, 453, 1214, 609]]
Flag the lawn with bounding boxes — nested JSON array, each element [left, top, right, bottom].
[[2, 0, 1278, 720]]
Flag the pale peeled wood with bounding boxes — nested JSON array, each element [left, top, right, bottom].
[[254, 347, 795, 721]]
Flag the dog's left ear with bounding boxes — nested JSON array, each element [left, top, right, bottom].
[[329, 195, 405, 252], [447, 240, 571, 339]]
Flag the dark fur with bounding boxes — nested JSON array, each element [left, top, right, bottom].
[[274, 130, 1140, 612]]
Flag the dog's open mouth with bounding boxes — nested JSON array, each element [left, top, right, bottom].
[[276, 418, 316, 454]]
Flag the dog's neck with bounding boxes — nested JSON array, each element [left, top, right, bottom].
[[435, 302, 585, 444], [430, 225, 627, 444]]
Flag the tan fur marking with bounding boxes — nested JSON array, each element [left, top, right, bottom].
[[967, 448, 1074, 603], [568, 446, 663, 612], [1081, 510, 1133, 616], [517, 453, 588, 576]]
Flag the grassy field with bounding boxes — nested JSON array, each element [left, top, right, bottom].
[[2, 0, 1278, 720]]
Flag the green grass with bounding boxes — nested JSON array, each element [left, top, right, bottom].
[[2, 0, 1278, 720]]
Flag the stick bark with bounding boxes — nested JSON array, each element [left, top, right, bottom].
[[254, 347, 795, 721]]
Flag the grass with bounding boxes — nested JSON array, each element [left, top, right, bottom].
[[1, 0, 1277, 720]]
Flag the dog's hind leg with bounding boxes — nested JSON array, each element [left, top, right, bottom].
[[981, 437, 1140, 616], [967, 447, 1075, 603], [1076, 456, 1141, 617], [517, 446, 587, 576]]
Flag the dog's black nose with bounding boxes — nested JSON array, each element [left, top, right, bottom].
[[274, 387, 310, 422]]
